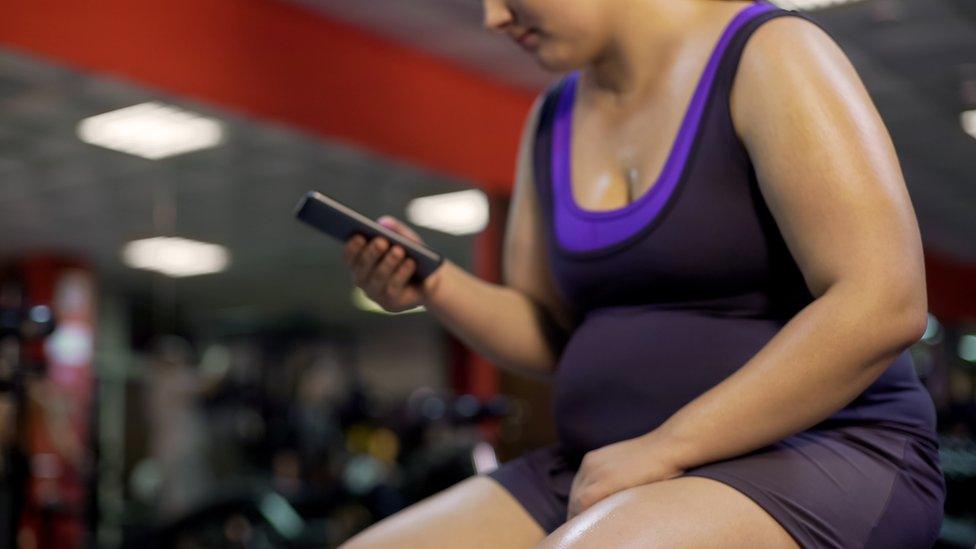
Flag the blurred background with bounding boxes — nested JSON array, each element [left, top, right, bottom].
[[0, 0, 974, 547]]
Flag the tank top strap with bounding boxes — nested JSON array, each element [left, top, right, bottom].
[[716, 2, 830, 79], [711, 3, 833, 163], [530, 79, 563, 234]]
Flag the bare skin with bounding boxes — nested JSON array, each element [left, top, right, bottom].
[[339, 0, 926, 545], [537, 477, 797, 549], [338, 476, 546, 548]]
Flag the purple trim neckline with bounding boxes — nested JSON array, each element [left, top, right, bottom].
[[550, 1, 777, 252]]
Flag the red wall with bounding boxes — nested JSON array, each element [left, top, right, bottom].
[[0, 0, 537, 192], [925, 249, 976, 324]]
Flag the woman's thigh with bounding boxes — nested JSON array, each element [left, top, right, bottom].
[[536, 476, 799, 549], [338, 475, 547, 549]]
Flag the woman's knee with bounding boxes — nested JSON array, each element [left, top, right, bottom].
[[535, 476, 797, 549], [338, 475, 546, 548]]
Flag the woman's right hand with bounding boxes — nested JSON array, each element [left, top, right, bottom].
[[342, 215, 442, 313]]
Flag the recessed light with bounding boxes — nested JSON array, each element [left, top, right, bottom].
[[121, 236, 230, 277], [921, 313, 942, 343], [958, 333, 976, 362], [772, 0, 867, 10], [406, 189, 489, 236], [961, 110, 976, 140], [77, 102, 223, 159]]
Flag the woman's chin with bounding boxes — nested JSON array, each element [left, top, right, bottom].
[[538, 58, 584, 74], [531, 49, 581, 73]]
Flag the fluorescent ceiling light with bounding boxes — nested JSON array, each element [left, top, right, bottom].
[[471, 441, 499, 475], [962, 110, 976, 140], [406, 189, 489, 236], [959, 334, 976, 363], [121, 236, 230, 277], [920, 313, 942, 343], [772, 0, 867, 10], [77, 102, 223, 159], [350, 287, 425, 315]]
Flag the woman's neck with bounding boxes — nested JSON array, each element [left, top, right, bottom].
[[584, 1, 744, 109]]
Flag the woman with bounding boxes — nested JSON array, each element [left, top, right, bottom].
[[339, 0, 945, 547]]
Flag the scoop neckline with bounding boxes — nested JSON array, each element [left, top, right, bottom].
[[554, 2, 773, 219]]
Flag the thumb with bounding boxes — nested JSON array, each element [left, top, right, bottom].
[[378, 216, 424, 244]]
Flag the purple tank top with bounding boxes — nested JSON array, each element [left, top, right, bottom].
[[531, 1, 940, 456], [551, 2, 779, 254]]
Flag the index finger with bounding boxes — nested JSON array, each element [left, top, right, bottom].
[[343, 234, 366, 265]]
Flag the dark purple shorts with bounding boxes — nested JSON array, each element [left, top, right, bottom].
[[484, 424, 945, 548]]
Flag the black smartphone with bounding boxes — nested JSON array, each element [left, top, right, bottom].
[[293, 190, 445, 285]]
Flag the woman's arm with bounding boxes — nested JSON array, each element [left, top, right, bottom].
[[423, 261, 569, 382], [646, 15, 928, 471], [422, 94, 576, 381]]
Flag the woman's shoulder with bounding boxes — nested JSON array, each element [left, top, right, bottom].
[[737, 8, 845, 77], [731, 9, 864, 140]]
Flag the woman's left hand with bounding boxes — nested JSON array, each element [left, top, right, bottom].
[[566, 431, 687, 521]]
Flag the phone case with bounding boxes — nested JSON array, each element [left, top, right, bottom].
[[294, 191, 445, 285]]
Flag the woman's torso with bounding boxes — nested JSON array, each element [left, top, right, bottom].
[[530, 2, 940, 460], [568, 2, 755, 215]]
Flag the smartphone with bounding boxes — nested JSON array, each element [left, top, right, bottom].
[[293, 190, 445, 285]]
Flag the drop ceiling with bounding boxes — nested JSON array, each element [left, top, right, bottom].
[[0, 47, 476, 333]]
